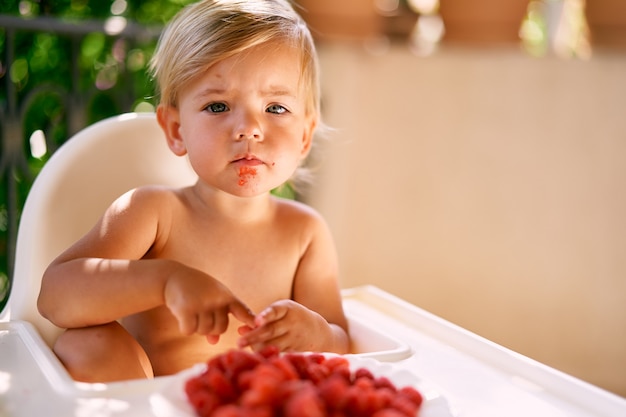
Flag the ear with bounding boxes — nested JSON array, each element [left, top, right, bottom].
[[156, 104, 187, 156], [299, 114, 318, 159]]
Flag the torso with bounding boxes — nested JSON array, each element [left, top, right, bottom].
[[120, 185, 314, 376]]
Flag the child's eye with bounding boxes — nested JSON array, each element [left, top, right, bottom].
[[266, 104, 287, 114], [205, 102, 229, 113]]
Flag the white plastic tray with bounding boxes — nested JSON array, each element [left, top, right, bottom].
[[2, 286, 625, 417], [342, 285, 626, 417], [0, 308, 412, 398]]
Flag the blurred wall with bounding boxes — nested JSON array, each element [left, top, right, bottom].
[[308, 44, 626, 397]]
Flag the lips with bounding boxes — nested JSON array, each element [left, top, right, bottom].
[[232, 154, 264, 166]]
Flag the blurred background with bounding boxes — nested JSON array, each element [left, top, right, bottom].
[[1, 0, 625, 398]]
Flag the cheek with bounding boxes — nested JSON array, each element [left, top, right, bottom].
[[271, 145, 305, 176], [180, 119, 221, 154], [182, 132, 224, 174]]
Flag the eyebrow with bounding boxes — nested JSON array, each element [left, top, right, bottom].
[[260, 86, 297, 98], [193, 88, 226, 101], [192, 86, 297, 101]]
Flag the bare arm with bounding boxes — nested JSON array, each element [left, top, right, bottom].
[[38, 187, 254, 334], [40, 256, 172, 328], [290, 211, 349, 352], [38, 188, 163, 327], [238, 208, 349, 353]]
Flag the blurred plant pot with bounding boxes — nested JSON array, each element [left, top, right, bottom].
[[294, 0, 383, 41], [585, 0, 626, 48], [438, 0, 530, 44]]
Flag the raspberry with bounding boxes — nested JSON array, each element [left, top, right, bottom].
[[184, 349, 425, 417]]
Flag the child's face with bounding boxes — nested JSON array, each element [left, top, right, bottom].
[[158, 42, 316, 197]]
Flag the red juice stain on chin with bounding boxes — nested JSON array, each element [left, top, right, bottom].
[[238, 166, 257, 186]]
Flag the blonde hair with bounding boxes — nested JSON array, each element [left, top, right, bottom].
[[150, 0, 320, 119]]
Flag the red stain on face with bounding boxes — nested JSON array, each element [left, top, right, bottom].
[[238, 166, 257, 186]]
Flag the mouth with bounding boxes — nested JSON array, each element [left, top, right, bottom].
[[232, 154, 264, 166]]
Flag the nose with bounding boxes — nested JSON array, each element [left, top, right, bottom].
[[234, 110, 263, 142]]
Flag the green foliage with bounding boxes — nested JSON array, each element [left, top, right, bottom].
[[0, 0, 196, 310], [0, 272, 7, 312], [0, 0, 196, 107]]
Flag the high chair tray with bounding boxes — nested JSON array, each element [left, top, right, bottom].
[[0, 308, 413, 399], [1, 286, 625, 417]]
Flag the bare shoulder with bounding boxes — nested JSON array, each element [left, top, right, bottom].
[[109, 185, 183, 213], [98, 185, 187, 241], [119, 184, 181, 202], [272, 197, 326, 226], [51, 185, 188, 262], [271, 197, 333, 249]]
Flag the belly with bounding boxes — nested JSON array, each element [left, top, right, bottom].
[[144, 325, 244, 376], [122, 307, 245, 376]]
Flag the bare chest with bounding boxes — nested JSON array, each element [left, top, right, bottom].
[[148, 215, 305, 310]]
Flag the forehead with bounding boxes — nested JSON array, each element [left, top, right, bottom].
[[224, 41, 301, 67], [187, 43, 304, 95]]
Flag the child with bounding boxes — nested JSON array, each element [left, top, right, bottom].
[[38, 0, 349, 382]]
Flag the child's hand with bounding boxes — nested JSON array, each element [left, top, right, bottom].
[[236, 299, 333, 352], [163, 266, 255, 343]]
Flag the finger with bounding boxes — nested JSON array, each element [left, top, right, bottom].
[[206, 334, 220, 344], [196, 311, 215, 335], [176, 310, 197, 335], [255, 303, 287, 327], [229, 301, 256, 328], [250, 333, 292, 353], [236, 326, 253, 348], [212, 309, 229, 335], [239, 321, 287, 348], [238, 325, 253, 336]]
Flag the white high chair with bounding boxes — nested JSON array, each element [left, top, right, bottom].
[[0, 112, 412, 375], [0, 112, 197, 347]]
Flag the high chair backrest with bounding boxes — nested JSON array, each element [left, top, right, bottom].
[[0, 113, 197, 347]]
